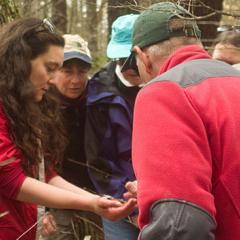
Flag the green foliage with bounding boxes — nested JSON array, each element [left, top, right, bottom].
[[91, 53, 108, 75], [0, 0, 19, 24]]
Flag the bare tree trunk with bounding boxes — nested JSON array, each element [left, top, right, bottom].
[[20, 0, 32, 16], [86, 0, 98, 51], [52, 0, 67, 33], [107, 0, 139, 36], [68, 0, 79, 33], [78, 0, 87, 37], [221, 0, 240, 26], [42, 1, 50, 18], [192, 0, 224, 46], [97, 0, 108, 53], [0, 0, 19, 24]]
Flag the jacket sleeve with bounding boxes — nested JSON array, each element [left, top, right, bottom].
[[0, 107, 26, 199], [85, 102, 136, 197], [133, 81, 216, 235]]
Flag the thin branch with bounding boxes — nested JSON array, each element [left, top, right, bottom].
[[106, 1, 240, 21], [197, 0, 240, 18]]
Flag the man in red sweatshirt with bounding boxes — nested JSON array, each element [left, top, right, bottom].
[[122, 2, 240, 240]]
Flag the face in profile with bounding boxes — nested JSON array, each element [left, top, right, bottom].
[[51, 59, 91, 99], [212, 43, 240, 65], [30, 45, 64, 102]]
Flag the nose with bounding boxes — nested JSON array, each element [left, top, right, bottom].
[[48, 71, 58, 85], [71, 74, 82, 84], [48, 77, 56, 85]]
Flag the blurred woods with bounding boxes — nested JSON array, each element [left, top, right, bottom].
[[1, 0, 240, 71], [0, 0, 19, 23]]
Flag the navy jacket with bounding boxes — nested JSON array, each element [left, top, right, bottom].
[[85, 61, 140, 198]]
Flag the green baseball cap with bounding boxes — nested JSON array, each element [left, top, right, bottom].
[[122, 1, 201, 72]]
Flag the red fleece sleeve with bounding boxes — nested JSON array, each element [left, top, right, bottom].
[[132, 81, 216, 228], [45, 166, 58, 182], [0, 107, 26, 199]]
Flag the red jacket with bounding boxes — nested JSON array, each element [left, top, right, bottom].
[[133, 45, 240, 239], [0, 105, 56, 240]]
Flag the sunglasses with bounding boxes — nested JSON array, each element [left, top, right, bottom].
[[42, 18, 55, 32], [33, 18, 55, 34], [121, 51, 139, 76], [116, 58, 127, 66]]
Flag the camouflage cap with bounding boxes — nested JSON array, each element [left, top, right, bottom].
[[63, 34, 92, 64]]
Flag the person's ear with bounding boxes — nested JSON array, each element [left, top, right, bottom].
[[133, 46, 153, 74]]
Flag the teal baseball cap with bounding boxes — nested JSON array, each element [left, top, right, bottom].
[[122, 2, 201, 72], [107, 14, 139, 59]]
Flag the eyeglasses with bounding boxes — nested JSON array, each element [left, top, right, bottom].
[[217, 25, 240, 33]]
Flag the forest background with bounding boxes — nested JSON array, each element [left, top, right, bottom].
[[1, 0, 240, 237], [1, 0, 240, 72]]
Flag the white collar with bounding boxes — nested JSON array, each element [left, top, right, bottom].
[[115, 64, 135, 87]]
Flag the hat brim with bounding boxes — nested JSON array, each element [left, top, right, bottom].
[[121, 51, 138, 73], [64, 51, 92, 64], [107, 41, 132, 59]]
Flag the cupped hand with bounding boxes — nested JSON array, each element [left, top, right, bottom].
[[93, 196, 137, 221]]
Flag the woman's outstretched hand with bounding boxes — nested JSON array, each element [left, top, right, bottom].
[[92, 195, 137, 221]]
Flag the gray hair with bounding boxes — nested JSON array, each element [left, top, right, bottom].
[[145, 18, 201, 61]]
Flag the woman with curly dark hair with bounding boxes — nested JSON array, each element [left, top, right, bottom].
[[0, 18, 136, 240]]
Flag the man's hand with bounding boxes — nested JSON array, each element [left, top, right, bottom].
[[124, 181, 137, 199], [124, 181, 139, 227]]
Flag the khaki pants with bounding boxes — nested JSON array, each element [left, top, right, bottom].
[[42, 209, 103, 240]]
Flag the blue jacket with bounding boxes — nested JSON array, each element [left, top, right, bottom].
[[85, 61, 140, 198]]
